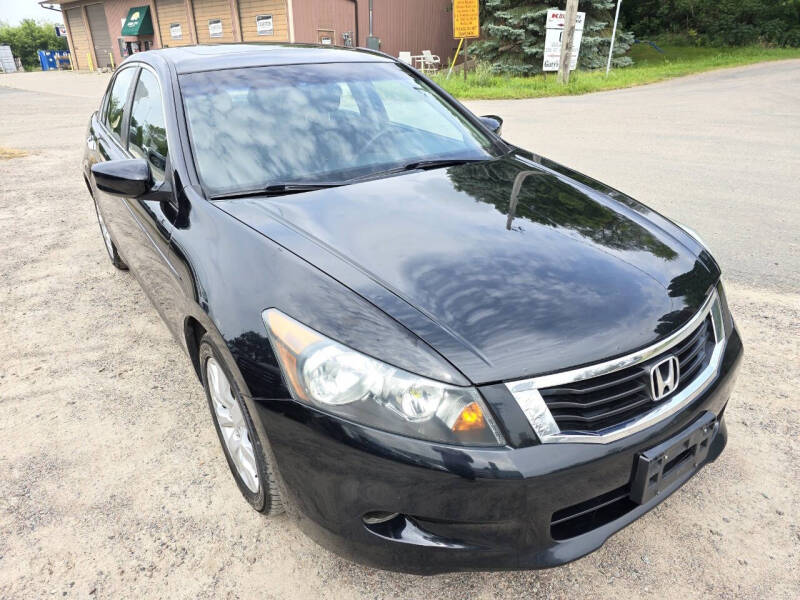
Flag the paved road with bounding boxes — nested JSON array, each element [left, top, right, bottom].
[[465, 60, 800, 295], [1, 64, 798, 599]]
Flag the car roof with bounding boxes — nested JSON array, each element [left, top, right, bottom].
[[128, 43, 394, 74]]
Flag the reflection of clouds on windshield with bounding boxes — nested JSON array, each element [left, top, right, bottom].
[[181, 63, 493, 194], [186, 80, 356, 191]]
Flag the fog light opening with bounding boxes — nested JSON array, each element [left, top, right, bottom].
[[362, 511, 401, 525]]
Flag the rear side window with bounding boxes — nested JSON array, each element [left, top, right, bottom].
[[105, 68, 136, 142], [128, 70, 168, 182]]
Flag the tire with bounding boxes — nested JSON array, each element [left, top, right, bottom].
[[199, 335, 284, 515], [93, 198, 127, 270]]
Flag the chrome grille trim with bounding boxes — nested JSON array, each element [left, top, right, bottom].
[[506, 289, 725, 444]]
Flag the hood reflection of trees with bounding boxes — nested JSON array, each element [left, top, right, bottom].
[[449, 159, 678, 260], [655, 259, 715, 335]]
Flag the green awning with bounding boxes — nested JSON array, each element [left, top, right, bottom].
[[121, 6, 154, 36]]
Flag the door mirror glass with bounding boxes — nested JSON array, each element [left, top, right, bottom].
[[92, 159, 152, 197], [480, 115, 503, 136]]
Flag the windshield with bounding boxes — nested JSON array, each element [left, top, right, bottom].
[[179, 62, 498, 196]]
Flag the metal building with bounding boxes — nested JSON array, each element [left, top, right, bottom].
[[52, 0, 457, 71]]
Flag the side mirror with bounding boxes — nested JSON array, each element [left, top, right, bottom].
[[479, 115, 503, 136], [91, 159, 151, 198]]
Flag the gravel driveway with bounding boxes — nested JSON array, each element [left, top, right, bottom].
[[1, 63, 798, 599]]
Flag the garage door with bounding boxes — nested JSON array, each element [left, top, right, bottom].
[[238, 0, 289, 42], [193, 0, 235, 44], [65, 7, 91, 70], [85, 4, 113, 69], [156, 0, 192, 47]]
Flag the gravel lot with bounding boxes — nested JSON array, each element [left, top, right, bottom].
[[1, 63, 798, 599]]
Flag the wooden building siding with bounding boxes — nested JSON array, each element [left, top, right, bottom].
[[156, 0, 194, 47], [59, 0, 458, 70], [237, 0, 289, 42], [192, 0, 236, 43], [291, 0, 354, 48], [64, 6, 91, 69], [61, 0, 160, 68]]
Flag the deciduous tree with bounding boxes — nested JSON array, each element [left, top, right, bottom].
[[0, 19, 67, 70]]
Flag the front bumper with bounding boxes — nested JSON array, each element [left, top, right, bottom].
[[249, 327, 742, 574]]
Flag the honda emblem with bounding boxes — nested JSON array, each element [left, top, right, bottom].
[[650, 356, 680, 401]]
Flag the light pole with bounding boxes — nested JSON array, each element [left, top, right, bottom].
[[605, 0, 623, 76]]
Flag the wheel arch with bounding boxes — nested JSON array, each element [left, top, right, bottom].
[[184, 315, 207, 381]]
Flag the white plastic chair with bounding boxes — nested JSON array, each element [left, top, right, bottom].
[[421, 50, 441, 73], [398, 51, 413, 65]]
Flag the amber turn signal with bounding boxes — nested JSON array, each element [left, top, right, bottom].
[[451, 401, 487, 432]]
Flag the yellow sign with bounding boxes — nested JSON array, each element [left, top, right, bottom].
[[452, 0, 480, 39]]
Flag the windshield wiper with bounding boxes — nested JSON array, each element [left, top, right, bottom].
[[402, 158, 485, 171], [262, 183, 343, 195], [210, 161, 485, 199], [346, 158, 485, 184], [210, 182, 343, 200]]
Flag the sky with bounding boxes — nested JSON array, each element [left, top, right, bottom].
[[0, 0, 62, 25]]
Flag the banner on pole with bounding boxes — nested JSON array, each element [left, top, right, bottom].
[[453, 0, 480, 39], [543, 8, 585, 72]]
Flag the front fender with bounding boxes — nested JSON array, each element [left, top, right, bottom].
[[169, 186, 469, 405]]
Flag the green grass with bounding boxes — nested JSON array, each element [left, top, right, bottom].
[[433, 46, 800, 100]]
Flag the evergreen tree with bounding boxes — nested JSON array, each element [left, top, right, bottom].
[[470, 1, 633, 75]]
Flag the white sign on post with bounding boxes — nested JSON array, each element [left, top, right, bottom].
[[543, 9, 585, 72], [170, 23, 182, 40]]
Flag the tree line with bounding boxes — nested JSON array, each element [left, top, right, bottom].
[[621, 0, 800, 47]]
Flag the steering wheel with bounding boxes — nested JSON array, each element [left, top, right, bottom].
[[360, 127, 398, 157]]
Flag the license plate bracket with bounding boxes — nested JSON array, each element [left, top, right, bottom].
[[630, 412, 717, 504]]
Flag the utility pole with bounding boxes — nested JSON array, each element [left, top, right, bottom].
[[557, 0, 579, 85]]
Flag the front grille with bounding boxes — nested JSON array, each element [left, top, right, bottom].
[[540, 316, 715, 433]]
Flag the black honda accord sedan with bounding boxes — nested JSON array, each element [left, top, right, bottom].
[[83, 44, 742, 573]]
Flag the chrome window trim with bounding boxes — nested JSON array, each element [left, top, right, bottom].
[[506, 289, 726, 444]]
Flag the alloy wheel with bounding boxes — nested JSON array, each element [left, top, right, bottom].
[[206, 357, 260, 493]]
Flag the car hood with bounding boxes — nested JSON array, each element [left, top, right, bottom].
[[216, 153, 719, 384]]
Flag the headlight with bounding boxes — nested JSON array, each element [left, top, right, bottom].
[[263, 309, 504, 446]]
